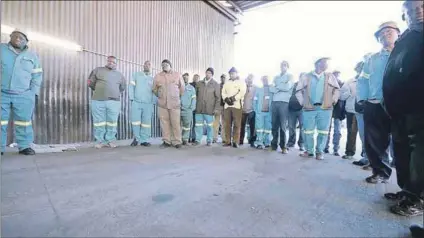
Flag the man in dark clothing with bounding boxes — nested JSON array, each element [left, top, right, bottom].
[[382, 0, 424, 225], [287, 73, 305, 151], [240, 74, 256, 147], [189, 74, 200, 143]]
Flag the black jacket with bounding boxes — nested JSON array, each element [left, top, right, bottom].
[[383, 28, 424, 117]]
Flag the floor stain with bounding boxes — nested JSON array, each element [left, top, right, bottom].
[[152, 194, 174, 203]]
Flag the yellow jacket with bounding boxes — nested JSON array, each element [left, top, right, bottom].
[[222, 78, 247, 109]]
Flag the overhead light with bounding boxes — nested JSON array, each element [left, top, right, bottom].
[[218, 1, 233, 7], [1, 24, 83, 52]]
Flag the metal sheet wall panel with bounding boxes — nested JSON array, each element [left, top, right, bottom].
[[1, 1, 234, 145]]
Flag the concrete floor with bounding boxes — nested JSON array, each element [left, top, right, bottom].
[[1, 135, 422, 237]]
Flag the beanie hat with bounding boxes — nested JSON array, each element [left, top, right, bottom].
[[228, 67, 238, 74], [206, 67, 214, 75], [11, 30, 29, 41], [161, 59, 172, 68], [183, 73, 189, 77]]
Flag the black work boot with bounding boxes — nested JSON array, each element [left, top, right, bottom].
[[140, 142, 151, 147], [390, 198, 424, 217], [19, 148, 35, 156], [232, 142, 239, 148], [160, 142, 171, 148], [365, 174, 389, 184], [130, 138, 138, 147], [410, 225, 424, 238], [384, 191, 406, 201]]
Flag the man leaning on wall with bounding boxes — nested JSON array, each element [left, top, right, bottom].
[[88, 56, 126, 149]]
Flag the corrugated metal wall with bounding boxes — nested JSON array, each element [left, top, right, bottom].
[[1, 1, 235, 144]]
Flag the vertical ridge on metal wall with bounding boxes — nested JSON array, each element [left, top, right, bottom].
[[2, 1, 234, 145]]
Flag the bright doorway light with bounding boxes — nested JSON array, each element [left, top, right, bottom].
[[1, 24, 83, 52]]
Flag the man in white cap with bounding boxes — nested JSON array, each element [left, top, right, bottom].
[[356, 21, 402, 184], [1, 29, 43, 156], [382, 0, 424, 229]]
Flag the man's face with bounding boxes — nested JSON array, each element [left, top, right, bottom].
[[230, 72, 238, 79], [206, 71, 213, 79], [193, 75, 200, 82], [378, 28, 399, 47], [162, 62, 171, 72], [143, 61, 151, 72], [280, 61, 289, 74], [246, 75, 253, 86], [10, 32, 27, 49], [403, 1, 424, 28], [261, 76, 269, 86], [221, 76, 226, 84], [106, 57, 117, 70], [183, 75, 189, 84], [316, 59, 329, 72]]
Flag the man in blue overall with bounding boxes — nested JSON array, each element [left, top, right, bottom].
[[296, 57, 340, 160], [88, 56, 126, 149], [254, 76, 273, 149], [129, 60, 155, 147], [1, 30, 43, 156], [180, 73, 196, 145]]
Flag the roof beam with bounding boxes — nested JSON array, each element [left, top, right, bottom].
[[204, 0, 239, 22]]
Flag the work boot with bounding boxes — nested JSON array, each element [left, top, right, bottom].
[[182, 141, 188, 146], [249, 143, 255, 148], [299, 146, 305, 152], [353, 158, 369, 166], [334, 151, 340, 156], [140, 142, 151, 147], [324, 148, 329, 154], [384, 191, 406, 201], [19, 148, 36, 156], [410, 225, 424, 238], [130, 138, 138, 147], [206, 142, 212, 146], [232, 142, 238, 148], [299, 151, 314, 158], [223, 143, 231, 147], [1, 152, 3, 156], [342, 155, 354, 160], [390, 198, 424, 217], [362, 165, 372, 171], [212, 139, 217, 143], [192, 141, 200, 146], [256, 145, 263, 149], [160, 142, 171, 148], [365, 174, 389, 184], [287, 144, 295, 148], [108, 142, 117, 148], [281, 148, 288, 154], [94, 143, 104, 149], [174, 144, 182, 149], [316, 153, 324, 160], [264, 145, 270, 149]]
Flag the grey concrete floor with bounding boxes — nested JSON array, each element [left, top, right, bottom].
[[1, 132, 422, 237]]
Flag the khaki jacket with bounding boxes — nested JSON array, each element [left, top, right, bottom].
[[222, 78, 247, 109], [295, 72, 340, 110], [153, 70, 185, 109], [195, 78, 221, 115]]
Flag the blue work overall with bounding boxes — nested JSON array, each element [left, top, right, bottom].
[[180, 84, 196, 142], [254, 87, 272, 147]]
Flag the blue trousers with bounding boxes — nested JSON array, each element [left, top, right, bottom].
[[1, 91, 35, 152], [303, 107, 332, 155], [181, 111, 193, 141], [131, 101, 153, 143], [195, 114, 214, 143], [255, 112, 272, 146], [356, 113, 366, 158], [91, 100, 121, 144], [325, 118, 342, 152]]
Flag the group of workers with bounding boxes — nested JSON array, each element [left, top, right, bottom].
[[0, 0, 422, 236]]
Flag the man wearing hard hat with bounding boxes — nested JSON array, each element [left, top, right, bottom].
[[382, 0, 424, 233], [1, 30, 43, 156], [356, 21, 403, 184]]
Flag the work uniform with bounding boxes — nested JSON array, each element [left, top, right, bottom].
[[213, 82, 226, 142], [1, 43, 43, 153], [88, 66, 126, 145], [325, 79, 347, 154], [189, 81, 197, 142], [383, 25, 424, 215], [153, 70, 184, 145], [296, 72, 340, 156], [240, 84, 256, 145], [194, 78, 221, 144], [180, 83, 196, 142], [341, 78, 359, 158], [270, 73, 294, 151], [287, 82, 304, 149], [357, 49, 402, 179], [222, 78, 247, 145], [129, 71, 155, 144], [254, 85, 272, 147]]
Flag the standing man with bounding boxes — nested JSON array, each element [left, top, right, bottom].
[[324, 70, 346, 156], [152, 59, 184, 148], [222, 67, 247, 148], [295, 57, 340, 160], [129, 60, 154, 147], [270, 61, 294, 154], [254, 76, 273, 149], [213, 74, 226, 143], [88, 56, 126, 149], [193, 68, 221, 146], [287, 73, 306, 151], [189, 74, 200, 143], [382, 0, 424, 222], [1, 30, 43, 156], [240, 74, 256, 147], [356, 21, 400, 183], [180, 73, 196, 145], [341, 62, 363, 160]]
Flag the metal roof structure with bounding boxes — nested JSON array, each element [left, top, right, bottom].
[[231, 1, 276, 12]]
